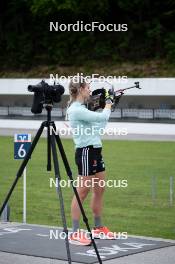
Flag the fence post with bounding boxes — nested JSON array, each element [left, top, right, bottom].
[[153, 108, 155, 119], [169, 176, 174, 206], [121, 108, 123, 119]]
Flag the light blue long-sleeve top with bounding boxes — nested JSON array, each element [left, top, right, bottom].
[[67, 101, 111, 148]]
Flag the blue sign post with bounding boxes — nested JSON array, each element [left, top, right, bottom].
[[14, 134, 31, 223]]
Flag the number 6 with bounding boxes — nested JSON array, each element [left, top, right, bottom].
[[18, 144, 26, 158]]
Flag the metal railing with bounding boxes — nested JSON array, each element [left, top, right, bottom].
[[0, 107, 64, 117], [0, 106, 175, 120]]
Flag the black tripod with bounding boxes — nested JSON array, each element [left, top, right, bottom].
[[0, 105, 102, 264]]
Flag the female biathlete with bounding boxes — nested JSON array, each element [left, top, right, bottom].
[[67, 78, 115, 246]]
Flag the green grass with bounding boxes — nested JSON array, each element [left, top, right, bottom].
[[0, 137, 175, 239]]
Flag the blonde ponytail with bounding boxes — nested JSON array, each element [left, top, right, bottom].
[[65, 77, 87, 120]]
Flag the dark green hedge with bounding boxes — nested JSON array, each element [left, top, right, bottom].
[[0, 0, 175, 69]]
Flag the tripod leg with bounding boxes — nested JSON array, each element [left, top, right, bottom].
[[50, 134, 72, 264], [53, 128, 102, 264], [0, 122, 45, 216], [47, 122, 52, 171]]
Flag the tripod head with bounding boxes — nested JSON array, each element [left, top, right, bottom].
[[44, 103, 53, 122]]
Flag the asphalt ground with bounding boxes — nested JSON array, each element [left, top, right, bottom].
[[0, 222, 175, 264]]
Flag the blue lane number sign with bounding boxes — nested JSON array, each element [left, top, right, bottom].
[[14, 134, 32, 159]]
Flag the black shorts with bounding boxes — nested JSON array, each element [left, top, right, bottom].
[[75, 146, 105, 176]]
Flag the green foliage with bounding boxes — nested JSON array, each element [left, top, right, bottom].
[[165, 33, 175, 63], [30, 0, 77, 15], [0, 0, 175, 70]]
